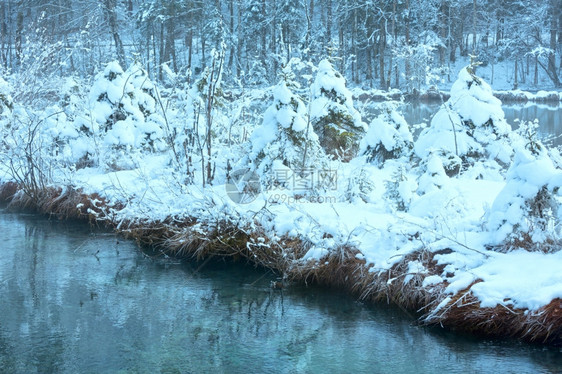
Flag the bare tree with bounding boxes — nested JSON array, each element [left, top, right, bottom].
[[103, 0, 126, 68]]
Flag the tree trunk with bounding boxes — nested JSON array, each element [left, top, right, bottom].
[[201, 31, 206, 68], [338, 18, 344, 72], [366, 45, 373, 82], [438, 0, 447, 65], [534, 55, 539, 85], [547, 0, 561, 87], [393, 0, 399, 87], [514, 58, 518, 89], [164, 17, 177, 72], [260, 0, 267, 72], [404, 0, 411, 88], [0, 2, 6, 68], [472, 0, 477, 53], [187, 29, 193, 69], [103, 0, 126, 68], [15, 7, 23, 65], [559, 5, 562, 73], [228, 0, 234, 70], [305, 0, 314, 53], [379, 17, 386, 89], [159, 22, 164, 80], [236, 3, 242, 77], [352, 8, 358, 82], [326, 0, 332, 45]]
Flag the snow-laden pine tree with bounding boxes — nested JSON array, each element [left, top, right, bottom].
[[414, 65, 513, 175], [310, 59, 366, 161], [360, 105, 413, 166], [88, 61, 166, 169], [250, 79, 324, 190]]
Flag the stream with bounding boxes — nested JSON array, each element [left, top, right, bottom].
[[1, 211, 561, 373]]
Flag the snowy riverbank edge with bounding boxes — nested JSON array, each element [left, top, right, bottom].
[[350, 87, 562, 103], [1, 177, 561, 347]]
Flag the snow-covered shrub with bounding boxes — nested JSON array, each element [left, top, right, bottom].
[[417, 152, 450, 194], [344, 167, 375, 203], [89, 61, 167, 169], [0, 77, 13, 115], [384, 165, 417, 211], [249, 80, 325, 190], [360, 105, 413, 166], [310, 59, 367, 161], [41, 105, 77, 163], [177, 55, 227, 186], [0, 103, 68, 199], [487, 140, 562, 252], [414, 66, 513, 173], [0, 77, 13, 149], [245, 60, 269, 87], [55, 77, 99, 169], [0, 78, 14, 156]]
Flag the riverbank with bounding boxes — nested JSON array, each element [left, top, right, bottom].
[[1, 167, 561, 347], [352, 87, 562, 104]]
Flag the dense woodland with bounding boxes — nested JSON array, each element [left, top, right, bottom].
[[0, 0, 561, 91]]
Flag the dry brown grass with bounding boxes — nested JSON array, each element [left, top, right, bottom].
[[0, 181, 18, 203], [118, 219, 298, 274], [1, 182, 112, 223], [425, 293, 562, 346], [288, 244, 367, 289]]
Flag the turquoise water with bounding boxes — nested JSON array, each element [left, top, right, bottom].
[[0, 212, 561, 373]]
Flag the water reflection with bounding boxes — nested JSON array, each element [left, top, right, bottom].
[[361, 101, 562, 146], [0, 212, 561, 373]]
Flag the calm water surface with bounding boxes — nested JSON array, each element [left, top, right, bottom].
[[0, 212, 561, 373], [398, 102, 562, 146]]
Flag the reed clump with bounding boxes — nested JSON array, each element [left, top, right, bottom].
[[0, 181, 18, 203], [424, 294, 562, 345], [1, 182, 111, 222]]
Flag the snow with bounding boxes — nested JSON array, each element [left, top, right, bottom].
[[422, 275, 443, 287], [470, 250, 562, 311], [487, 147, 562, 244]]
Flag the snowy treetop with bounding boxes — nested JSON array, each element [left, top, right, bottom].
[[450, 66, 510, 134]]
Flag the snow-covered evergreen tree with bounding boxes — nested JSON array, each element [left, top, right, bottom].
[[487, 134, 562, 252], [310, 59, 367, 161], [250, 80, 324, 189], [414, 65, 513, 175], [360, 105, 413, 166]]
